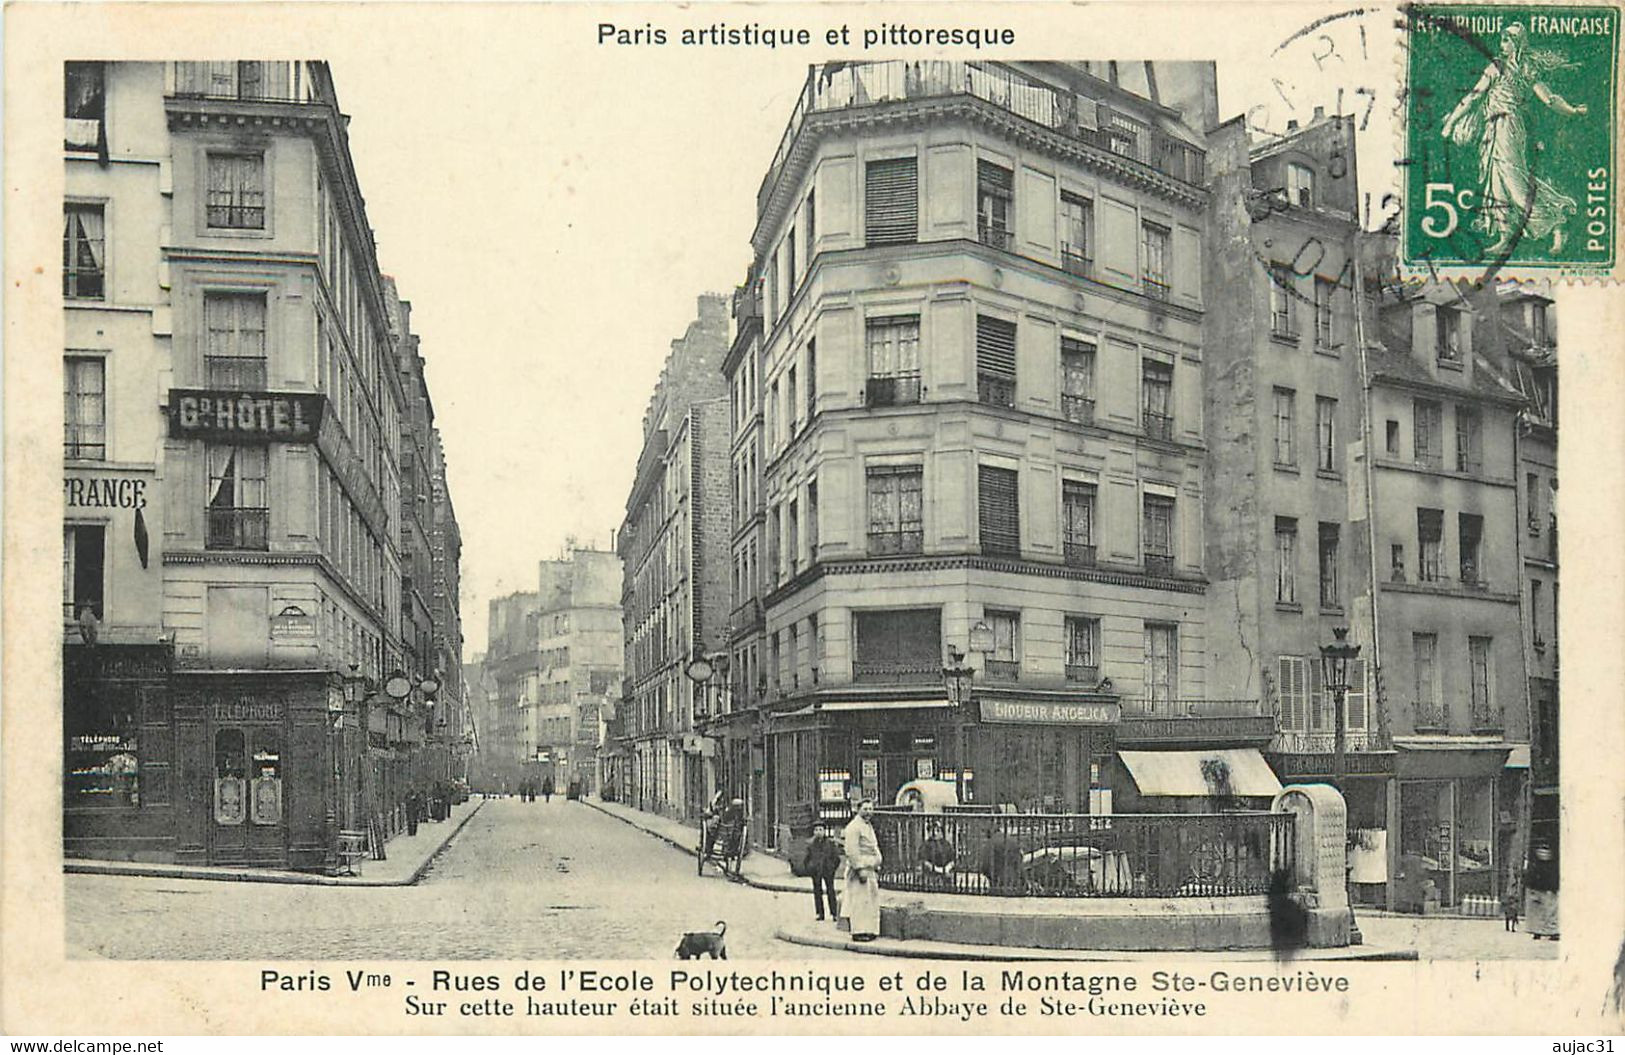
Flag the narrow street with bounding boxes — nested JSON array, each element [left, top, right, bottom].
[[65, 799, 863, 960]]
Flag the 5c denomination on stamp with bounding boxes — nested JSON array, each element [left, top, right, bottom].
[[1403, 4, 1619, 274]]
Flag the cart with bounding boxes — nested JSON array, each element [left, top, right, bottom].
[[698, 810, 749, 880]]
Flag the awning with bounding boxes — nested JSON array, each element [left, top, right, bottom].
[[818, 698, 952, 712], [1118, 748, 1283, 798], [1505, 745, 1531, 769]]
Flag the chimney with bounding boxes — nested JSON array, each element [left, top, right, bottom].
[[1286, 118, 1299, 132], [1312, 105, 1326, 121]]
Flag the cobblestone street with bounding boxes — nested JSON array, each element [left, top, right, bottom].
[[65, 798, 863, 960]]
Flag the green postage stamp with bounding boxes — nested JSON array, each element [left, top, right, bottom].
[[1404, 4, 1620, 274]]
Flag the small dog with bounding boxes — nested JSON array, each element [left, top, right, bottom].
[[675, 920, 728, 960], [1502, 890, 1521, 932]]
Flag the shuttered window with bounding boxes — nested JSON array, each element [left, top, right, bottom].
[[1278, 655, 1308, 732], [865, 158, 918, 246], [976, 315, 1017, 407], [979, 465, 1020, 556], [853, 609, 941, 682]]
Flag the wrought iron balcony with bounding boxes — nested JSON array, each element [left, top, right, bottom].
[[1061, 394, 1096, 426], [1063, 541, 1097, 568], [868, 529, 924, 556], [1142, 276, 1170, 301], [1142, 411, 1174, 441], [1414, 698, 1447, 732], [1064, 663, 1100, 684], [1060, 248, 1093, 279], [983, 659, 1020, 682], [1143, 552, 1174, 576], [866, 373, 922, 407], [171, 61, 324, 104], [978, 375, 1016, 408], [852, 661, 943, 685], [206, 507, 269, 551], [978, 223, 1014, 251]]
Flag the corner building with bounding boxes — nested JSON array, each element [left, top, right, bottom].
[[739, 62, 1229, 845]]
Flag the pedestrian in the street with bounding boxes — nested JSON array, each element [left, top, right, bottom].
[[805, 830, 842, 922], [1524, 842, 1559, 940], [542, 776, 554, 803], [405, 790, 420, 836], [842, 798, 883, 942]]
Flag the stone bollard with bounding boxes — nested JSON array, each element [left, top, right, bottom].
[[1271, 784, 1353, 947]]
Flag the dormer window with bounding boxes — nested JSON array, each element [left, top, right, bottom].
[[1287, 162, 1315, 208], [1437, 306, 1463, 363], [1531, 302, 1549, 346]]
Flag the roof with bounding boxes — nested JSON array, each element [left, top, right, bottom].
[[1365, 340, 1527, 406]]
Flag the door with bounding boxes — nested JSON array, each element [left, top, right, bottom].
[[210, 727, 248, 863], [246, 727, 286, 865]]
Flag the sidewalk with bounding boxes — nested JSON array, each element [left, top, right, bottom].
[[583, 796, 804, 892], [63, 798, 483, 887]]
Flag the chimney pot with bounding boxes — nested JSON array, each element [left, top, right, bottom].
[[1313, 105, 1326, 120], [1286, 119, 1299, 131]]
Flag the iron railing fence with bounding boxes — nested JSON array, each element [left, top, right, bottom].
[[870, 809, 1294, 898]]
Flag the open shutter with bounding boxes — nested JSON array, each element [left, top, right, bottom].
[[865, 158, 918, 245]]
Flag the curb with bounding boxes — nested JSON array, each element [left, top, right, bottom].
[[774, 925, 1421, 962], [580, 798, 806, 893], [63, 799, 484, 888]]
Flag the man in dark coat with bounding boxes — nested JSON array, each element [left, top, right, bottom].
[[805, 832, 842, 921]]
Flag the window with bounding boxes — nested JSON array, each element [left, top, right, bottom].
[[206, 153, 266, 230], [976, 315, 1017, 408], [1287, 162, 1315, 207], [853, 608, 940, 683], [786, 498, 799, 574], [1385, 419, 1400, 455], [1141, 222, 1170, 299], [204, 292, 268, 388], [865, 315, 921, 406], [1436, 306, 1462, 362], [985, 610, 1020, 681], [805, 191, 816, 261], [1527, 473, 1543, 536], [1318, 523, 1340, 608], [1531, 580, 1546, 649], [1065, 617, 1100, 681], [1314, 277, 1336, 346], [978, 465, 1020, 557], [1417, 508, 1443, 582], [806, 339, 816, 421], [807, 480, 818, 558], [1413, 632, 1441, 727], [1273, 388, 1296, 466], [1390, 543, 1406, 583], [1062, 480, 1097, 566], [1454, 406, 1482, 474], [64, 356, 106, 460], [977, 160, 1014, 250], [1277, 655, 1308, 732], [1061, 337, 1095, 425], [767, 379, 780, 448], [1060, 193, 1093, 276], [1315, 397, 1337, 473], [1469, 636, 1496, 728], [63, 204, 106, 300], [1531, 302, 1549, 345], [1143, 623, 1178, 704], [63, 524, 106, 620], [1269, 266, 1296, 337], [65, 62, 106, 152], [1274, 517, 1298, 605], [864, 157, 917, 245], [1458, 513, 1484, 585], [786, 366, 798, 437], [866, 466, 922, 555], [785, 228, 796, 298], [206, 444, 269, 550], [1141, 359, 1173, 439], [66, 648, 142, 808], [1413, 399, 1443, 468], [1143, 493, 1175, 572]]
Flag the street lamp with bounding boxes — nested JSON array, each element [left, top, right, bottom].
[[942, 644, 977, 806], [1318, 625, 1364, 945]]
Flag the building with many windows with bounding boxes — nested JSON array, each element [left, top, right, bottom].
[[61, 61, 462, 871], [617, 295, 731, 819], [730, 61, 1230, 846], [531, 547, 624, 794]]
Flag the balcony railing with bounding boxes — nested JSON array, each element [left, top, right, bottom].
[[1414, 699, 1447, 731], [852, 661, 943, 685], [978, 223, 1014, 251], [171, 61, 323, 104], [866, 374, 922, 407], [981, 534, 1020, 559], [984, 659, 1020, 682], [868, 529, 924, 556], [1121, 698, 1268, 718], [1272, 730, 1382, 753], [1414, 449, 1443, 470], [978, 375, 1016, 408], [1063, 540, 1097, 568], [760, 61, 1206, 218], [1061, 248, 1093, 279], [1470, 701, 1504, 732], [1065, 663, 1100, 684], [1061, 394, 1095, 426], [1144, 552, 1174, 576], [1142, 411, 1173, 441], [871, 810, 1293, 898], [206, 507, 269, 551], [1142, 276, 1170, 301]]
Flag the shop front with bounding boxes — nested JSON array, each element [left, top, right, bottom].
[[171, 670, 343, 872], [1268, 748, 1396, 907], [1393, 740, 1512, 910], [965, 695, 1120, 813]]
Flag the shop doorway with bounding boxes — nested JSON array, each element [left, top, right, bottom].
[[210, 725, 286, 866], [857, 732, 937, 806]]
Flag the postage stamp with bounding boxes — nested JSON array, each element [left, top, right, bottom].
[[1402, 3, 1620, 274]]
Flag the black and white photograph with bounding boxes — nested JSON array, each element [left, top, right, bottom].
[[6, 0, 1623, 1039]]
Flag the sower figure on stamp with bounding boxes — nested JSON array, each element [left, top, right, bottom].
[[842, 798, 883, 942], [1441, 23, 1587, 255]]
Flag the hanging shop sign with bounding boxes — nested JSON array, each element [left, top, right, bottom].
[[979, 699, 1120, 725], [167, 389, 325, 443]]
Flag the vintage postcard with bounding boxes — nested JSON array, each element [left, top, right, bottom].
[[4, 0, 1624, 1039]]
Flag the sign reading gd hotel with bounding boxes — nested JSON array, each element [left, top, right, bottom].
[[168, 389, 325, 443], [980, 699, 1120, 725]]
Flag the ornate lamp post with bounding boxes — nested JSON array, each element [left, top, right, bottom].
[[1318, 625, 1364, 945], [942, 645, 977, 805]]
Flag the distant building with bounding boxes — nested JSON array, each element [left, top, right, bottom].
[[533, 548, 624, 794]]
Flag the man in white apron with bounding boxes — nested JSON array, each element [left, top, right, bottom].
[[842, 798, 883, 941]]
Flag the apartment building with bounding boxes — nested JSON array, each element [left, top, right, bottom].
[[733, 61, 1231, 845], [617, 295, 731, 819], [62, 61, 462, 871], [532, 548, 624, 794]]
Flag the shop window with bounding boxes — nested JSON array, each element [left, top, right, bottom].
[[63, 524, 105, 621], [65, 683, 140, 808], [251, 730, 283, 825]]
